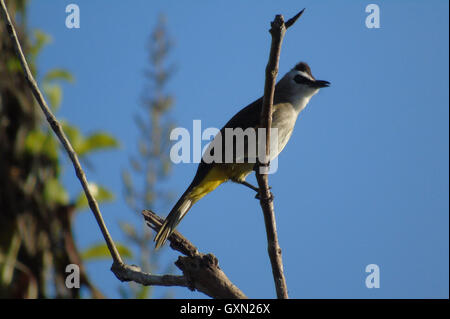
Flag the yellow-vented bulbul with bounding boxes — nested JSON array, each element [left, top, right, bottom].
[[154, 62, 329, 248]]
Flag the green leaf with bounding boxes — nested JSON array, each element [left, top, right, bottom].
[[6, 57, 22, 73], [81, 242, 132, 261], [42, 132, 59, 160], [61, 124, 119, 156], [61, 122, 85, 153], [29, 30, 51, 57], [24, 130, 58, 160], [78, 132, 119, 156], [24, 130, 45, 154], [43, 84, 62, 110], [43, 69, 74, 83], [75, 183, 115, 209], [43, 178, 69, 205]]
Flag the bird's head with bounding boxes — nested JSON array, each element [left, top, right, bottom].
[[277, 62, 330, 103]]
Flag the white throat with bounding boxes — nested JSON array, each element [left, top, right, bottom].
[[276, 69, 320, 114], [291, 94, 315, 114]]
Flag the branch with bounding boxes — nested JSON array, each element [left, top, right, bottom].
[[111, 263, 188, 287], [255, 9, 305, 299], [0, 0, 123, 266], [141, 210, 247, 299], [111, 210, 247, 298], [1, 0, 245, 298], [1, 0, 202, 297], [113, 210, 247, 298], [142, 209, 199, 258]]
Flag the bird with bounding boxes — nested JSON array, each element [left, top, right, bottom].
[[154, 62, 329, 248]]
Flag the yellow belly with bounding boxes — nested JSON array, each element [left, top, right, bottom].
[[188, 163, 254, 202]]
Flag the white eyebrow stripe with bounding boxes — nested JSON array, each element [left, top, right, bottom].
[[297, 70, 314, 81]]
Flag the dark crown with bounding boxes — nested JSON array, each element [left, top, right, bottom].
[[294, 62, 315, 80]]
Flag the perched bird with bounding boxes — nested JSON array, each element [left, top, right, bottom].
[[154, 62, 329, 248]]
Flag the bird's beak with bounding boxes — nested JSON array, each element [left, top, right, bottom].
[[312, 80, 330, 88]]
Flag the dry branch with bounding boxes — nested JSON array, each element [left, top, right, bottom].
[[255, 9, 305, 299], [142, 210, 247, 299], [1, 0, 246, 299], [1, 0, 248, 299], [111, 262, 188, 287], [0, 0, 123, 266]]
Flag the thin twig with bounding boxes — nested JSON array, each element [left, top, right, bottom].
[[111, 263, 188, 287], [0, 0, 123, 266], [255, 9, 305, 299], [285, 8, 305, 29]]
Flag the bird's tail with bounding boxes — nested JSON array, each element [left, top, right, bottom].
[[154, 188, 194, 249], [154, 166, 228, 248]]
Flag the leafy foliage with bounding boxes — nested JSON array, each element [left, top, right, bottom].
[[75, 183, 115, 210], [43, 69, 74, 83], [62, 122, 119, 157], [81, 243, 132, 261], [0, 0, 118, 299]]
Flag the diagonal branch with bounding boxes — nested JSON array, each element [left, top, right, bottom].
[[142, 209, 199, 258], [255, 9, 305, 299], [141, 210, 247, 299], [111, 262, 188, 287], [112, 210, 247, 298], [0, 0, 123, 265], [1, 0, 243, 299], [2, 0, 247, 299]]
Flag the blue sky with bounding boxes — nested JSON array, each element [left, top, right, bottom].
[[28, 1, 448, 298]]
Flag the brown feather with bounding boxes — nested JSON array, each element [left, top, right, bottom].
[[294, 62, 315, 80]]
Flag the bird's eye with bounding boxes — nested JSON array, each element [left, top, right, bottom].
[[294, 74, 309, 84]]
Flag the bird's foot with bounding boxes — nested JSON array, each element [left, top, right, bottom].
[[255, 190, 275, 202]]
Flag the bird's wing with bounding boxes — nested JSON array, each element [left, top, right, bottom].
[[221, 97, 263, 131], [191, 97, 263, 186]]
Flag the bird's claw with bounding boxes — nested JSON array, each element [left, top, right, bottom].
[[255, 190, 274, 202]]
